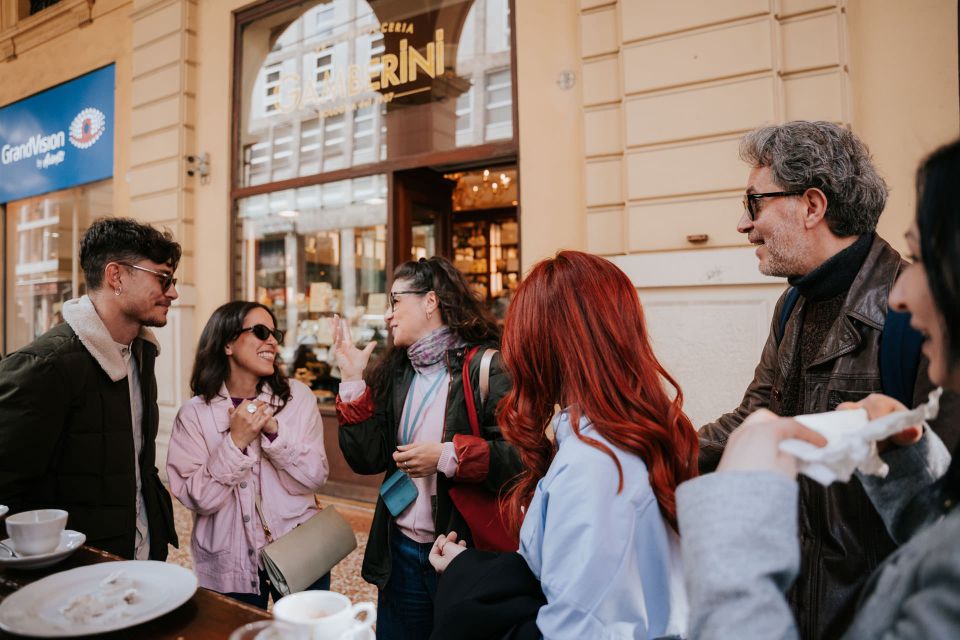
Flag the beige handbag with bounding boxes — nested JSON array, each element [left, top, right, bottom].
[[254, 495, 358, 596]]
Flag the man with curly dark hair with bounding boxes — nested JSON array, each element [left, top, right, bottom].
[[0, 217, 181, 560]]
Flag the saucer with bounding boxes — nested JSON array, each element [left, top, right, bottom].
[[0, 530, 86, 569]]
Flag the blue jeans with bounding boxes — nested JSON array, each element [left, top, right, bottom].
[[223, 567, 331, 610], [377, 530, 439, 640]]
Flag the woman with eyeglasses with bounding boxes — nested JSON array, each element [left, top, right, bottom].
[[167, 301, 330, 608], [332, 256, 522, 640]]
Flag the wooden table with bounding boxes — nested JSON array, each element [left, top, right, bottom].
[[0, 546, 269, 638]]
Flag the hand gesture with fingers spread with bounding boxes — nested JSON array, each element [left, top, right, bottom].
[[718, 409, 828, 478], [329, 315, 376, 382]]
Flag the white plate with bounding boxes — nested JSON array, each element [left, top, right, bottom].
[[0, 560, 197, 637], [0, 530, 86, 569]]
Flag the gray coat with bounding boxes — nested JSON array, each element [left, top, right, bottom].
[[677, 431, 960, 639]]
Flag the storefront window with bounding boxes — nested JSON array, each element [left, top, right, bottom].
[[235, 0, 516, 395], [238, 0, 514, 187], [237, 175, 387, 401], [4, 181, 111, 353]]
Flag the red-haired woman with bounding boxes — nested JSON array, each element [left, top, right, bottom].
[[430, 251, 699, 640]]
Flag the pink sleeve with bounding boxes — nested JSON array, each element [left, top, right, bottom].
[[338, 380, 367, 402], [437, 441, 459, 478]]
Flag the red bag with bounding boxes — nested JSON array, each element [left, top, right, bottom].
[[447, 346, 517, 552]]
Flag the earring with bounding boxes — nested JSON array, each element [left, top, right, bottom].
[[427, 310, 433, 320], [114, 286, 122, 296]]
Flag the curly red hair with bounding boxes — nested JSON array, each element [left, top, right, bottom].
[[498, 251, 698, 533]]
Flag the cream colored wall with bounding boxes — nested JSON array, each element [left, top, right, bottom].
[[515, 0, 587, 267], [570, 0, 959, 424], [848, 0, 960, 253], [192, 0, 248, 328]]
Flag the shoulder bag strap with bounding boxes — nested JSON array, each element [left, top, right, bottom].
[[254, 490, 274, 543], [462, 346, 482, 437]]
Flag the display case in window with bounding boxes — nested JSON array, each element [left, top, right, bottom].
[[451, 210, 519, 316]]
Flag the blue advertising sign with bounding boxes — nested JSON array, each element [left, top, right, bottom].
[[0, 64, 115, 203]]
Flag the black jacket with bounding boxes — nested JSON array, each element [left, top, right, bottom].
[[432, 550, 544, 640], [338, 346, 521, 589], [0, 322, 177, 560]]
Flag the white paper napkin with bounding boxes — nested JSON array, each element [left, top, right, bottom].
[[779, 388, 943, 485]]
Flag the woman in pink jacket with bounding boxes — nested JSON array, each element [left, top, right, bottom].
[[167, 301, 329, 608]]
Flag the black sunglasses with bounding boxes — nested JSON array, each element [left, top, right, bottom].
[[119, 262, 177, 292], [239, 324, 284, 343], [742, 191, 806, 221]]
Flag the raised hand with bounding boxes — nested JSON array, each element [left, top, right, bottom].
[[329, 315, 376, 382], [228, 400, 272, 450]]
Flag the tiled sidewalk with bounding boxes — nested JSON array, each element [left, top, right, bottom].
[[167, 493, 377, 607]]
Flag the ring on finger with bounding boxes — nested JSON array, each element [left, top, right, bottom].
[[245, 402, 257, 414]]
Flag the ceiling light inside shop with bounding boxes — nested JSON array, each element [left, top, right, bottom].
[[365, 197, 385, 205], [277, 210, 299, 218]]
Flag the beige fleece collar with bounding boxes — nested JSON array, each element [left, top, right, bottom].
[[61, 295, 160, 382]]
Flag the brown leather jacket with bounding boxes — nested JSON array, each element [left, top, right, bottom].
[[699, 235, 960, 639]]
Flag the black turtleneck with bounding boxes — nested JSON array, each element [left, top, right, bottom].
[[788, 233, 874, 301], [779, 234, 874, 417]]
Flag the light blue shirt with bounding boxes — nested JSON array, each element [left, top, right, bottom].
[[519, 410, 687, 639]]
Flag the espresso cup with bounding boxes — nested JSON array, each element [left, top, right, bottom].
[[273, 591, 376, 640], [5, 509, 67, 556]]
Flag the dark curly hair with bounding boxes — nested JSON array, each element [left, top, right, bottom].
[[80, 217, 182, 290], [366, 256, 500, 392], [190, 301, 291, 414]]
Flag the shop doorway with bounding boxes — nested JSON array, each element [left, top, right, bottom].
[[394, 163, 519, 321]]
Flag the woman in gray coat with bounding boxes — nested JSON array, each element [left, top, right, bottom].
[[677, 139, 960, 639]]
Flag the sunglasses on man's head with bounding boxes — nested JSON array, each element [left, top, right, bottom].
[[239, 324, 284, 343], [119, 262, 177, 292]]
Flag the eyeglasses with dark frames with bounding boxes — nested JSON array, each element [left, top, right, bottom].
[[119, 262, 177, 292], [238, 324, 284, 343], [389, 290, 429, 311], [742, 191, 806, 221]]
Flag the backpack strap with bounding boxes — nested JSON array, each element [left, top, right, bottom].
[[478, 349, 497, 407], [879, 309, 924, 407], [775, 287, 802, 344], [462, 347, 499, 438]]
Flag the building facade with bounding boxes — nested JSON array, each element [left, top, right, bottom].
[[0, 0, 957, 495]]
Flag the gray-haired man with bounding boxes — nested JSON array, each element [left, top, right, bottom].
[[699, 121, 959, 639]]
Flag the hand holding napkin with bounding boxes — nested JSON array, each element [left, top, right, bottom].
[[779, 388, 943, 485]]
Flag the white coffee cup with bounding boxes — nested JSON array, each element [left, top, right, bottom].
[[273, 591, 376, 640], [5, 509, 67, 556]]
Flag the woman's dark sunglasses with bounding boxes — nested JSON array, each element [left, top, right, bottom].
[[239, 324, 284, 343]]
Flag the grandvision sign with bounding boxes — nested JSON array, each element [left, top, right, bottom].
[[0, 64, 115, 202]]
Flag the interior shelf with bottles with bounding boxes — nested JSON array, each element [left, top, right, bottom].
[[451, 209, 519, 308]]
